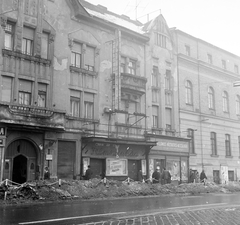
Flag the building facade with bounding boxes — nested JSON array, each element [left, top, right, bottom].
[[0, 0, 189, 183], [172, 29, 240, 183]]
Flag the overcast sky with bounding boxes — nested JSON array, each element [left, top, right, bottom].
[[86, 0, 240, 56]]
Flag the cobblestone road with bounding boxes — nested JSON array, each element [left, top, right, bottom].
[[83, 206, 240, 225]]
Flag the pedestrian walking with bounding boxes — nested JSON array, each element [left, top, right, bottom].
[[200, 170, 207, 185], [44, 166, 50, 180], [85, 165, 93, 180], [189, 169, 195, 183], [162, 168, 171, 184], [152, 167, 161, 183]]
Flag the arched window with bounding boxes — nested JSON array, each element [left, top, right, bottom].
[[208, 87, 215, 109], [236, 95, 240, 115], [222, 91, 229, 112], [185, 80, 192, 105]]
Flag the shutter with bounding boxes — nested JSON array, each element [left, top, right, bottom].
[[72, 42, 82, 53], [2, 76, 12, 102], [19, 80, 32, 92], [70, 90, 81, 98], [152, 106, 158, 116], [85, 46, 94, 66], [38, 83, 47, 92], [84, 92, 94, 102], [23, 26, 34, 39]]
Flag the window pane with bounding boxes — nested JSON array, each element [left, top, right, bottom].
[[5, 33, 12, 50]]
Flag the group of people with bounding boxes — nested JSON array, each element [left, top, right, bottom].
[[189, 169, 207, 184], [152, 167, 171, 184]]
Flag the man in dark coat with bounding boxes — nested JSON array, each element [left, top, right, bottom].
[[85, 165, 93, 180], [162, 168, 171, 184], [152, 167, 161, 183], [200, 170, 207, 185]]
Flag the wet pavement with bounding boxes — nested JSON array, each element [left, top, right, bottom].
[[83, 205, 240, 225]]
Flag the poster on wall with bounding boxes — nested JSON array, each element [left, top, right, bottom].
[[141, 160, 146, 175], [167, 160, 180, 181], [82, 158, 90, 176], [149, 159, 154, 179], [106, 158, 128, 176], [220, 165, 228, 184]]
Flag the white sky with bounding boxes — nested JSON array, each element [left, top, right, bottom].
[[86, 0, 240, 56]]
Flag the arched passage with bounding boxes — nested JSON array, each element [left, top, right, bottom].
[[4, 139, 39, 183]]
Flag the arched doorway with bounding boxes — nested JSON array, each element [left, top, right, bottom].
[[4, 139, 38, 183], [12, 155, 27, 184]]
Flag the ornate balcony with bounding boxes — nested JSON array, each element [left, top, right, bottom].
[[121, 73, 147, 95]]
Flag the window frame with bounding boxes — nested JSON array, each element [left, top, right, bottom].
[[222, 91, 229, 113], [152, 105, 159, 128], [188, 129, 195, 154], [225, 134, 231, 156], [70, 96, 80, 117], [208, 87, 215, 109], [185, 80, 193, 105], [210, 132, 217, 155], [84, 101, 94, 119], [4, 22, 15, 50]]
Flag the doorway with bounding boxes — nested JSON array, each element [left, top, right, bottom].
[[12, 155, 27, 184]]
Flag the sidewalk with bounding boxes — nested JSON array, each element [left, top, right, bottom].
[[85, 205, 240, 225]]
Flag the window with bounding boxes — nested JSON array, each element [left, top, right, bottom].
[[151, 66, 159, 87], [228, 171, 234, 181], [152, 90, 158, 102], [19, 80, 32, 105], [185, 45, 190, 56], [121, 57, 126, 73], [165, 92, 172, 106], [207, 54, 212, 64], [165, 108, 172, 130], [210, 132, 217, 155], [85, 46, 95, 71], [154, 33, 166, 48], [188, 129, 195, 154], [236, 95, 240, 115], [208, 87, 215, 109], [38, 83, 47, 107], [22, 26, 34, 55], [2, 76, 12, 102], [222, 91, 229, 112], [222, 59, 226, 69], [152, 105, 159, 128], [71, 42, 82, 68], [225, 134, 231, 156], [128, 59, 136, 75], [84, 92, 94, 119], [235, 65, 239, 74], [4, 22, 14, 50], [70, 90, 81, 117], [165, 70, 171, 90], [41, 32, 49, 59], [185, 80, 192, 105]]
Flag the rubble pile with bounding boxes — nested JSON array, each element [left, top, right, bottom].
[[1, 178, 240, 205]]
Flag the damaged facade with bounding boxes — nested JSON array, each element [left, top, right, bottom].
[[0, 0, 191, 184]]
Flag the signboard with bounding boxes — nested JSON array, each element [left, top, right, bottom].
[[46, 154, 53, 160], [106, 158, 128, 176]]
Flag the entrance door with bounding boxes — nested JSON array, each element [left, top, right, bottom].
[[128, 160, 139, 181], [213, 170, 220, 184], [12, 155, 27, 184], [90, 158, 105, 179], [57, 141, 76, 179]]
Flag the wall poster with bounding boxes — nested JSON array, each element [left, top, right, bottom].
[[106, 158, 128, 176]]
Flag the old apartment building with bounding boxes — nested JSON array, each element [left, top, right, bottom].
[[0, 0, 190, 183], [172, 29, 240, 183]]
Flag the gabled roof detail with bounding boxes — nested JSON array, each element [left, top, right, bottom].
[[66, 0, 91, 19]]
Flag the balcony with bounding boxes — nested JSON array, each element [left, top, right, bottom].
[[120, 73, 147, 95], [0, 103, 65, 130]]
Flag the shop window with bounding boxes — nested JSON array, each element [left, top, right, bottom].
[[213, 170, 220, 184], [228, 171, 234, 181], [2, 76, 12, 102], [38, 83, 47, 107], [22, 26, 35, 55], [19, 79, 32, 105], [4, 22, 15, 50], [41, 32, 49, 59]]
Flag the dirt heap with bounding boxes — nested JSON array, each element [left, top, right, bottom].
[[1, 178, 240, 205]]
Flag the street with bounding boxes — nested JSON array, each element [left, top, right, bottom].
[[1, 193, 240, 225]]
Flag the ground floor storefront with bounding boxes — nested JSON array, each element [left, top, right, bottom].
[[148, 136, 190, 184], [81, 137, 156, 181]]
